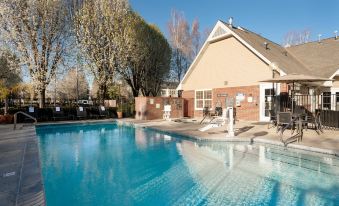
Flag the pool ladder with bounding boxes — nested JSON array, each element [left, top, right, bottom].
[[13, 111, 37, 130]]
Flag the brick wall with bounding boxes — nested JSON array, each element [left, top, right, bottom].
[[135, 97, 184, 120], [182, 86, 260, 121], [182, 90, 194, 117], [280, 83, 288, 93], [213, 86, 260, 121]]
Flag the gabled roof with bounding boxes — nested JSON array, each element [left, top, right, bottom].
[[221, 21, 312, 75], [286, 38, 339, 78], [178, 20, 339, 90]]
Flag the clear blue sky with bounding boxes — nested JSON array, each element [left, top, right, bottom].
[[130, 0, 339, 45]]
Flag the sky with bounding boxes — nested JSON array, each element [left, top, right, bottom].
[[130, 0, 339, 45]]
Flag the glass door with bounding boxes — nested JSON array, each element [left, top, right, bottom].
[[264, 88, 275, 117]]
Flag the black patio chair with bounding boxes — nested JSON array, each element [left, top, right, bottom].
[[98, 106, 109, 118], [200, 106, 211, 124], [52, 106, 65, 121], [267, 109, 277, 129], [76, 106, 87, 120], [25, 106, 38, 122], [277, 112, 293, 134]]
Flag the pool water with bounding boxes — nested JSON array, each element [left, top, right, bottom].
[[36, 122, 339, 206]]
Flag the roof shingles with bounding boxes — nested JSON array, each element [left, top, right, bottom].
[[221, 21, 339, 78]]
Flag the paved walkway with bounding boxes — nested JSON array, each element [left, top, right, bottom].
[[119, 118, 339, 156], [0, 124, 45, 206]]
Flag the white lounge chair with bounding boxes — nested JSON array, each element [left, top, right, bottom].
[[199, 109, 227, 131]]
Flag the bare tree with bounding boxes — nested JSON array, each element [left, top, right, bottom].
[[58, 68, 89, 101], [168, 10, 191, 83], [283, 29, 311, 47], [191, 19, 201, 60], [0, 0, 72, 108], [167, 9, 205, 83]]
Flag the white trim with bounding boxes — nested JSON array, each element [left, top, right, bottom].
[[329, 69, 339, 79], [194, 89, 212, 110], [259, 83, 280, 122], [177, 20, 289, 91], [177, 21, 229, 90], [330, 87, 339, 110]]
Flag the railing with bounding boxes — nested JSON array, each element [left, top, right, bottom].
[[13, 111, 37, 130], [273, 94, 339, 129]]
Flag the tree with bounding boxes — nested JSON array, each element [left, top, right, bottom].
[[58, 68, 89, 101], [74, 0, 129, 103], [140, 25, 171, 97], [167, 10, 191, 83], [167, 10, 204, 83], [113, 11, 145, 97], [114, 12, 171, 97], [283, 29, 311, 47], [191, 19, 201, 60], [0, 50, 21, 114], [0, 0, 72, 108]]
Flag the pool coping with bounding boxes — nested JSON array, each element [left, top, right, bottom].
[[116, 120, 339, 157]]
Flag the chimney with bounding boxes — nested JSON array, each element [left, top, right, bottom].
[[335, 30, 338, 40], [264, 42, 269, 50], [228, 17, 233, 27], [318, 34, 322, 43]]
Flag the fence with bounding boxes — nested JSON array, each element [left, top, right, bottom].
[[274, 93, 339, 129], [0, 97, 135, 121]]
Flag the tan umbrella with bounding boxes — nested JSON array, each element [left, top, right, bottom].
[[259, 73, 333, 83]]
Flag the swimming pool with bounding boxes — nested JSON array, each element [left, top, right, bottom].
[[36, 122, 339, 206]]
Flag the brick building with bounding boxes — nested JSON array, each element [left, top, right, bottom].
[[178, 20, 339, 121]]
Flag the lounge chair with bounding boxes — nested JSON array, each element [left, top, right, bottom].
[[52, 106, 65, 121], [77, 106, 87, 119], [199, 109, 227, 131], [25, 106, 38, 122], [98, 106, 109, 118]]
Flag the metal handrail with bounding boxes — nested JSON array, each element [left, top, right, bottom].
[[13, 111, 37, 130]]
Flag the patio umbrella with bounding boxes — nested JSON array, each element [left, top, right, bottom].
[[259, 73, 333, 83], [259, 73, 333, 113]]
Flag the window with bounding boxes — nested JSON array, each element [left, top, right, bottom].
[[322, 92, 331, 110], [195, 90, 212, 110]]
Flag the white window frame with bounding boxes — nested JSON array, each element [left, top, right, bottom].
[[195, 89, 212, 110]]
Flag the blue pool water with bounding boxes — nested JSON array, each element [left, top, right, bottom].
[[36, 122, 339, 206]]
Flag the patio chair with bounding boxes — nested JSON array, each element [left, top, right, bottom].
[[98, 106, 109, 118], [76, 106, 87, 119], [199, 109, 227, 131], [25, 106, 38, 122], [277, 112, 293, 133], [52, 106, 65, 121], [306, 110, 323, 134], [200, 106, 211, 124], [163, 105, 171, 121], [267, 109, 277, 129]]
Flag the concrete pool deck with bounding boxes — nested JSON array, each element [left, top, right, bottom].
[[117, 118, 339, 156], [0, 124, 45, 206]]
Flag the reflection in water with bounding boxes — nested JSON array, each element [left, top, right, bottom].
[[37, 123, 339, 206], [179, 141, 339, 205]]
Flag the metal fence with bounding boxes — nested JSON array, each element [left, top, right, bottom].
[[275, 93, 339, 129]]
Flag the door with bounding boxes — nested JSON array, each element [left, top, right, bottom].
[[260, 83, 277, 122]]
